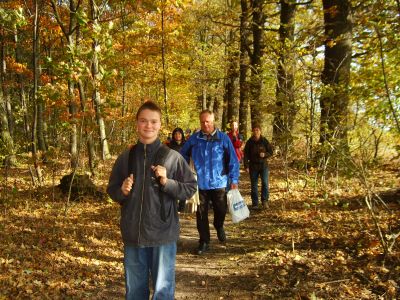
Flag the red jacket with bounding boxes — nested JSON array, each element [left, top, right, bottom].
[[228, 130, 243, 162]]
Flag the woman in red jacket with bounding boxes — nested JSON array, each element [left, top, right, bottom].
[[227, 121, 243, 163]]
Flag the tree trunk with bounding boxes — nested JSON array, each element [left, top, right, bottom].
[[161, 2, 169, 127], [239, 0, 250, 139], [249, 0, 265, 127], [14, 28, 30, 145], [224, 30, 239, 129], [50, 0, 80, 168], [90, 0, 111, 160], [320, 0, 352, 154], [273, 0, 296, 153], [32, 0, 43, 184], [0, 31, 17, 166], [78, 80, 96, 176]]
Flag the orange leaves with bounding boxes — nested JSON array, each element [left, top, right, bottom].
[[5, 57, 31, 76]]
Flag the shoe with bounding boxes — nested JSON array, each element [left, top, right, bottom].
[[216, 227, 226, 242], [250, 204, 260, 211], [197, 243, 209, 255], [262, 201, 269, 209]]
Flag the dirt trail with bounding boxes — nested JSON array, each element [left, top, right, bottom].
[[1, 161, 399, 299]]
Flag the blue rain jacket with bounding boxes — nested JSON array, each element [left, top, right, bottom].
[[180, 129, 240, 190]]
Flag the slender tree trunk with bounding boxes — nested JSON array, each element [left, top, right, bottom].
[[239, 0, 250, 139], [77, 80, 96, 176], [90, 0, 110, 160], [320, 0, 352, 155], [161, 1, 169, 126], [14, 28, 30, 145], [249, 0, 265, 127], [120, 3, 127, 145], [32, 0, 43, 184], [273, 0, 296, 153], [224, 30, 239, 128], [50, 0, 80, 168], [0, 32, 16, 166]]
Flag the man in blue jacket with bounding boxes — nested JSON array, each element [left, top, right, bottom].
[[181, 110, 240, 255]]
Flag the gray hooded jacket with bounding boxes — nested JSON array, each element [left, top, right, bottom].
[[107, 139, 197, 247]]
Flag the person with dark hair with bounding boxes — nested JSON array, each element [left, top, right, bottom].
[[107, 101, 197, 299], [184, 128, 192, 140], [168, 127, 187, 212], [168, 127, 186, 152], [180, 110, 240, 255], [243, 124, 273, 209]]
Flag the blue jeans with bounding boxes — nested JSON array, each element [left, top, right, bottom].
[[124, 242, 177, 300], [249, 166, 269, 206]]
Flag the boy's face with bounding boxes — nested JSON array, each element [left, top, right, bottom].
[[136, 109, 161, 144]]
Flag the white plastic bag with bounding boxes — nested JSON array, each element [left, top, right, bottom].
[[227, 189, 250, 223]]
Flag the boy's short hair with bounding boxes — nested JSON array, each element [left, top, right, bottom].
[[136, 101, 162, 120], [252, 123, 261, 130]]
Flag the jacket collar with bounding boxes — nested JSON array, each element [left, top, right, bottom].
[[137, 138, 162, 153], [197, 129, 220, 141]]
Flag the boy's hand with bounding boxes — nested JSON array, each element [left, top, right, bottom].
[[151, 165, 167, 186], [121, 174, 134, 196]]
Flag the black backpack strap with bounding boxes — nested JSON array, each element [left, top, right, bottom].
[[154, 144, 171, 222], [128, 144, 136, 176], [154, 144, 171, 166]]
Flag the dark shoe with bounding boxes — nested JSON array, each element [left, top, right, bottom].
[[197, 243, 209, 255], [217, 227, 226, 242], [250, 204, 260, 211]]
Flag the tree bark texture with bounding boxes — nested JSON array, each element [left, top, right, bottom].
[[239, 0, 250, 139], [224, 30, 239, 129], [32, 0, 43, 183], [249, 0, 265, 127], [50, 0, 82, 168], [273, 0, 296, 152], [320, 0, 352, 150], [90, 0, 111, 160]]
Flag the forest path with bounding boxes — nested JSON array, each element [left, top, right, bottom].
[[1, 160, 399, 299]]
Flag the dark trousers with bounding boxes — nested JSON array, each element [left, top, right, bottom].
[[249, 166, 269, 206], [197, 188, 227, 244]]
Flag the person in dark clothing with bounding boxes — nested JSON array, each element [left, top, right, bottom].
[[168, 127, 187, 212], [168, 127, 186, 152], [107, 101, 197, 299], [243, 124, 273, 209]]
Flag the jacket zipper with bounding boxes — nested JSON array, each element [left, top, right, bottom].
[[138, 144, 146, 244]]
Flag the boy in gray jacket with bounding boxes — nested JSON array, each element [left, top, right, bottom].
[[107, 101, 197, 300]]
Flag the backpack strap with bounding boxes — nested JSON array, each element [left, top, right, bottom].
[[154, 144, 171, 167], [154, 144, 171, 222], [128, 144, 136, 177]]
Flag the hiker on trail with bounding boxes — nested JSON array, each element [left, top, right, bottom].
[[168, 127, 186, 152], [185, 128, 192, 140], [243, 124, 273, 209], [168, 127, 187, 212], [164, 132, 172, 145], [227, 120, 244, 163], [180, 109, 240, 255], [106, 101, 197, 300]]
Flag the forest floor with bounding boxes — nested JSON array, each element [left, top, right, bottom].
[[0, 157, 399, 299]]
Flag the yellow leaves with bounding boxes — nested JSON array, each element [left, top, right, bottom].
[[326, 39, 336, 48]]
